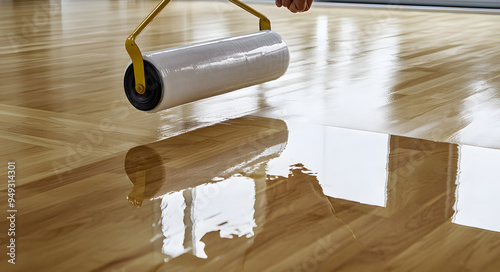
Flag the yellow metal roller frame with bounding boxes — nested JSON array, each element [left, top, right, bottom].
[[125, 0, 272, 95]]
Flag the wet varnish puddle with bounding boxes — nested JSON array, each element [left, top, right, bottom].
[[123, 116, 500, 271]]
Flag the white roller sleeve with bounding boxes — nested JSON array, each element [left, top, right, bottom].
[[136, 30, 289, 112]]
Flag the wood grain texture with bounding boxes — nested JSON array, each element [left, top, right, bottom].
[[0, 0, 500, 271]]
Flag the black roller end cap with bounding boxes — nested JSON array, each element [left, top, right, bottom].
[[124, 60, 162, 111]]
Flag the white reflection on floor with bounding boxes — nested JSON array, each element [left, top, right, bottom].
[[322, 127, 389, 207], [159, 176, 256, 260], [453, 145, 500, 233], [266, 122, 389, 207]]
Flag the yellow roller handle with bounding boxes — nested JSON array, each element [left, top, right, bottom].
[[125, 0, 272, 95], [228, 0, 271, 31]]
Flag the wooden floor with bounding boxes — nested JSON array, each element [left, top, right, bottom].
[[1, 0, 500, 271]]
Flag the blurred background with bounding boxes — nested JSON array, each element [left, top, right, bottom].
[[319, 0, 500, 9]]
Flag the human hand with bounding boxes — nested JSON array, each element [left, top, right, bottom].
[[275, 0, 313, 13]]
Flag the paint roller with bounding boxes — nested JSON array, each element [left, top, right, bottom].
[[124, 0, 290, 112]]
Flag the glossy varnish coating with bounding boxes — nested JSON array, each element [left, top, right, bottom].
[[1, 0, 500, 271], [3, 115, 500, 271]]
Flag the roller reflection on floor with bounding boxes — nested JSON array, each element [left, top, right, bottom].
[[124, 116, 288, 207]]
